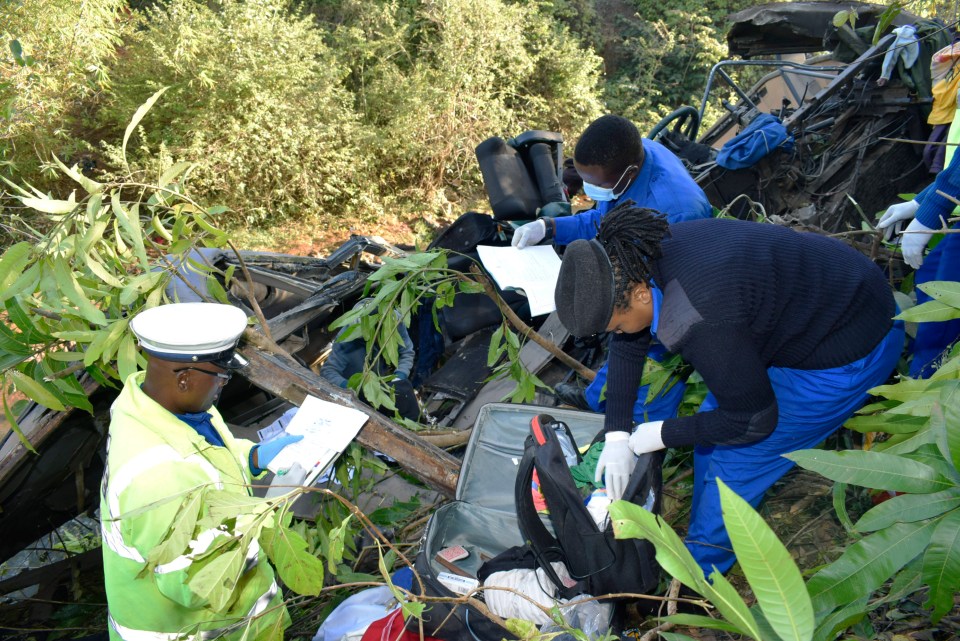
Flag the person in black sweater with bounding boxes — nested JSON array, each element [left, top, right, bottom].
[[554, 202, 904, 575]]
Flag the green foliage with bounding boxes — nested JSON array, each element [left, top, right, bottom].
[[330, 250, 548, 413], [96, 0, 367, 227], [0, 92, 233, 449], [610, 478, 814, 641], [603, 0, 757, 132], [324, 0, 602, 212], [0, 0, 126, 183], [784, 285, 960, 628]]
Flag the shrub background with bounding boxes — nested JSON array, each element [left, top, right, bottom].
[[2, 0, 795, 244]]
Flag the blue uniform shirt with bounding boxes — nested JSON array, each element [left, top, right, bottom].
[[553, 138, 712, 245], [915, 149, 960, 228]]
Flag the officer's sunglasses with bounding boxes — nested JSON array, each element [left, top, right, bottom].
[[172, 367, 232, 381]]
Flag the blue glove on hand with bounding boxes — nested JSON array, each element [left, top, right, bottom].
[[254, 434, 304, 470]]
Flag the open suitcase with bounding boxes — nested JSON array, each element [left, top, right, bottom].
[[412, 403, 660, 640]]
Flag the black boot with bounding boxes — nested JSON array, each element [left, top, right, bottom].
[[553, 381, 591, 411]]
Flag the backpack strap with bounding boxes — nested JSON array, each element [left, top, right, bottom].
[[515, 415, 583, 599]]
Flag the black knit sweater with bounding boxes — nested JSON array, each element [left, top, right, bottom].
[[604, 218, 895, 447]]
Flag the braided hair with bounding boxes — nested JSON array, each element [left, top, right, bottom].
[[595, 201, 670, 309]]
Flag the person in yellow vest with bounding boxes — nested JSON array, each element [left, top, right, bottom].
[[100, 303, 302, 640]]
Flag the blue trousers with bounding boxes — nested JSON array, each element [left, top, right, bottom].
[[686, 321, 904, 576], [910, 229, 960, 378]]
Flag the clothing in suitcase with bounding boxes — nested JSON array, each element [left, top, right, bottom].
[[410, 404, 661, 640]]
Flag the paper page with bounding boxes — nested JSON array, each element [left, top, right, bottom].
[[475, 245, 561, 316], [264, 395, 368, 478]]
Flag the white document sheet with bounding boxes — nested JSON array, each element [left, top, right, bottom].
[[475, 244, 562, 316], [264, 395, 368, 483]]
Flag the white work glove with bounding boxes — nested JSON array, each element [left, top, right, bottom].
[[628, 421, 666, 455], [511, 220, 546, 249], [901, 218, 937, 269], [877, 200, 920, 242], [594, 431, 636, 501]]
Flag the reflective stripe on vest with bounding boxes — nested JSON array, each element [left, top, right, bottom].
[[107, 580, 279, 641], [101, 445, 222, 563], [154, 531, 260, 576]]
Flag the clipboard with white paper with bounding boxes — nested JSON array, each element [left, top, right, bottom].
[[475, 244, 562, 316], [264, 395, 368, 483]]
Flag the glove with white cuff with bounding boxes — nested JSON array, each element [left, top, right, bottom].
[[628, 421, 666, 455], [877, 199, 920, 242], [594, 431, 636, 501], [900, 218, 936, 269], [511, 220, 546, 249]]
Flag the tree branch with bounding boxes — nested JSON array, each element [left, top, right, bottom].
[[467, 265, 596, 381]]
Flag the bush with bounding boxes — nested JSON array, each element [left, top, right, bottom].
[[97, 0, 371, 226], [0, 0, 126, 183], [326, 0, 603, 213]]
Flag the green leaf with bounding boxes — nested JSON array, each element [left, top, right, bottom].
[[700, 570, 762, 640], [53, 260, 107, 326], [658, 634, 698, 641], [3, 390, 36, 453], [147, 491, 203, 566], [9, 39, 25, 65], [918, 280, 960, 309], [716, 479, 813, 641], [941, 385, 960, 472], [807, 519, 937, 616], [875, 427, 938, 455], [660, 614, 739, 634], [4, 261, 39, 303], [844, 412, 927, 435], [610, 500, 706, 592], [896, 300, 960, 323], [5, 299, 53, 344], [921, 508, 960, 622], [117, 333, 139, 383], [785, 449, 954, 493], [19, 195, 78, 215], [869, 378, 942, 403], [0, 321, 33, 355], [9, 370, 65, 411], [0, 242, 32, 296], [327, 515, 352, 575], [111, 192, 149, 267], [188, 546, 244, 613], [260, 526, 324, 596], [811, 596, 868, 641], [833, 482, 856, 534], [159, 161, 196, 187], [53, 156, 102, 194], [855, 489, 960, 532], [487, 324, 504, 367], [123, 87, 168, 167]]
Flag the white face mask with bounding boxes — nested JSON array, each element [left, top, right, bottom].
[[581, 165, 636, 202]]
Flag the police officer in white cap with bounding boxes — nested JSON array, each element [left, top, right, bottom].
[[100, 302, 301, 641]]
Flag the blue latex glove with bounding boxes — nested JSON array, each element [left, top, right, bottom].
[[254, 434, 304, 469], [394, 371, 408, 381]]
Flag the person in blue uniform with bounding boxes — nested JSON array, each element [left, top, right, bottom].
[[877, 150, 960, 378], [512, 114, 712, 423], [554, 203, 903, 575]]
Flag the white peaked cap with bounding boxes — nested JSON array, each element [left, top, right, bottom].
[[130, 303, 248, 368]]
